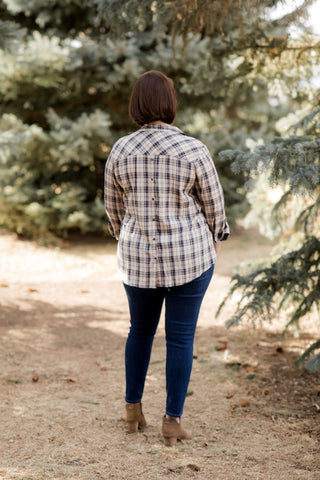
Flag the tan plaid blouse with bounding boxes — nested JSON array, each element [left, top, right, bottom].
[[104, 123, 229, 288]]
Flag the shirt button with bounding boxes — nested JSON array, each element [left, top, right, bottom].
[[150, 178, 154, 181], [152, 218, 155, 221], [153, 237, 156, 241]]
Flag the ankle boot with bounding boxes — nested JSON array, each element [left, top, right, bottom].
[[125, 402, 147, 433], [162, 416, 191, 446]]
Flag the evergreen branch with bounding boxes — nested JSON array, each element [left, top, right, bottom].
[[270, 189, 294, 231], [296, 339, 320, 367], [218, 237, 320, 332], [228, 40, 320, 55], [225, 299, 275, 329], [292, 107, 320, 132], [284, 282, 320, 333], [216, 265, 279, 324], [294, 194, 320, 234], [220, 133, 320, 194]]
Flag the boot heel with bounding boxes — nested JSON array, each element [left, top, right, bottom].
[[164, 436, 177, 446], [162, 415, 191, 446], [125, 403, 147, 433], [127, 420, 139, 433]]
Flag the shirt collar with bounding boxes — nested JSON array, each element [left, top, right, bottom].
[[140, 123, 184, 134]]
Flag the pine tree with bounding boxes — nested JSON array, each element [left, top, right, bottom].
[[217, 107, 320, 369], [1, 0, 316, 240]]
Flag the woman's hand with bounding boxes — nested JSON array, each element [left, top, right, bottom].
[[214, 242, 221, 256]]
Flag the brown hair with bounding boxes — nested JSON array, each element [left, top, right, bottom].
[[129, 71, 177, 126]]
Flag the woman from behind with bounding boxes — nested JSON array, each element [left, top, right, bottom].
[[104, 70, 229, 446]]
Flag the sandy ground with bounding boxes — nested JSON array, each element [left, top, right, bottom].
[[0, 228, 319, 480]]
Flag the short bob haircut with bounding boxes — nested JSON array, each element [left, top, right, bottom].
[[129, 70, 177, 126]]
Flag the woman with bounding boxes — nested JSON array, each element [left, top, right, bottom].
[[104, 70, 229, 446]]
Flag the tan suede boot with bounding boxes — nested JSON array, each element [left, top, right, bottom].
[[125, 402, 147, 433], [162, 416, 191, 446]]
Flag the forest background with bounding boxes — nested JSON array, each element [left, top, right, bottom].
[[0, 0, 319, 364]]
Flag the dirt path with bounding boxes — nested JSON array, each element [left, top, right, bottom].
[[0, 229, 319, 480]]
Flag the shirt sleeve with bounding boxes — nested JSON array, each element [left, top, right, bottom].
[[104, 150, 124, 240], [194, 145, 230, 242]]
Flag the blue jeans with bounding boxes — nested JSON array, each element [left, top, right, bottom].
[[123, 265, 214, 417]]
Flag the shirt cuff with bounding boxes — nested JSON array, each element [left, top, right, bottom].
[[214, 222, 230, 242]]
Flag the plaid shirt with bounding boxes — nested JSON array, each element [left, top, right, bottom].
[[104, 124, 229, 288]]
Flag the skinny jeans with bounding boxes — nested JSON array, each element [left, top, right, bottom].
[[123, 265, 214, 417]]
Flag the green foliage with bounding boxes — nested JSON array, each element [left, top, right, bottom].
[[218, 236, 320, 329], [218, 109, 320, 366], [0, 111, 109, 239], [0, 0, 319, 240]]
